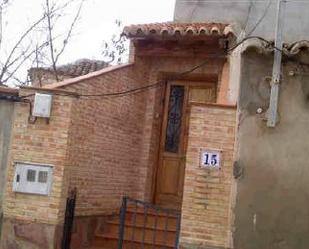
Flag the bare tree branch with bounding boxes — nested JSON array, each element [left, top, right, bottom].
[[0, 0, 10, 49], [0, 14, 47, 80], [102, 21, 128, 65], [45, 0, 58, 81], [1, 41, 49, 84], [5, 42, 33, 70], [54, 0, 84, 65], [0, 0, 86, 86], [5, 70, 26, 85]]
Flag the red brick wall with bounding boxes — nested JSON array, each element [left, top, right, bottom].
[[4, 55, 234, 221], [3, 89, 74, 224], [1, 44, 237, 248], [180, 104, 236, 249], [59, 60, 152, 216], [54, 55, 229, 216]]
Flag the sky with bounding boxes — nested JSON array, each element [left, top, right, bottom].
[[71, 0, 176, 62], [3, 0, 176, 64], [1, 0, 176, 85]]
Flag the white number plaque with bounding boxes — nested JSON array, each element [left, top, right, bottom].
[[200, 149, 221, 169]]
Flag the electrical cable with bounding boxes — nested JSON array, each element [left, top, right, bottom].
[[243, 2, 254, 33], [178, 0, 308, 2], [19, 36, 307, 100], [19, 53, 224, 99], [76, 59, 212, 98], [227, 36, 273, 52], [54, 37, 274, 99], [246, 0, 272, 37], [18, 37, 269, 100]]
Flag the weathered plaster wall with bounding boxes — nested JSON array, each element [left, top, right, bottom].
[[0, 100, 15, 227], [174, 0, 309, 43], [234, 50, 309, 249]]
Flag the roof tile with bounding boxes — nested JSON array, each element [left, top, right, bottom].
[[30, 59, 109, 78], [123, 22, 234, 39]]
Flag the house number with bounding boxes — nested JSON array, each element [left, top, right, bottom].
[[200, 149, 221, 169]]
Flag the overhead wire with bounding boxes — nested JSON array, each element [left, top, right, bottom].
[[19, 0, 309, 101], [48, 37, 276, 99], [246, 0, 272, 36], [19, 36, 307, 100], [178, 0, 308, 2], [243, 1, 254, 33]]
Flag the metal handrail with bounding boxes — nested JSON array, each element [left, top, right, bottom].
[[118, 196, 181, 249]]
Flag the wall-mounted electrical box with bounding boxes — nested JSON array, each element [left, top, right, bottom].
[[13, 162, 53, 195], [32, 93, 52, 118]]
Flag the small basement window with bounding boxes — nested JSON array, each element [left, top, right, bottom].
[[13, 162, 53, 195]]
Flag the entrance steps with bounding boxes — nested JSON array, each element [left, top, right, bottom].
[[91, 205, 179, 249]]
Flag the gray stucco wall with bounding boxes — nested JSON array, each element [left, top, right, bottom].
[[174, 2, 309, 248], [0, 100, 15, 215], [234, 50, 309, 249], [174, 0, 309, 43]]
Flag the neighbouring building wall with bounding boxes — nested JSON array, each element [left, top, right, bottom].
[[174, 0, 309, 43], [234, 50, 309, 249], [0, 100, 15, 228], [1, 89, 74, 249], [174, 3, 309, 249], [30, 69, 70, 87], [181, 105, 236, 249]]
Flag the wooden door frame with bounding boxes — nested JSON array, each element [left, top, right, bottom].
[[150, 80, 216, 205]]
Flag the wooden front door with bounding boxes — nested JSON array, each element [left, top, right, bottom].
[[154, 81, 216, 210]]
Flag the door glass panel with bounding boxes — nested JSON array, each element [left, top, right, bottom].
[[189, 87, 215, 104], [164, 85, 185, 153]]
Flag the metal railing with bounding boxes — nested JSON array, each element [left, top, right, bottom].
[[118, 196, 181, 249], [61, 188, 77, 249]]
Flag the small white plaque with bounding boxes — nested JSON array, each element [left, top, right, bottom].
[[200, 149, 221, 169]]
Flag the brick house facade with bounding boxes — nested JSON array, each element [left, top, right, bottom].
[[1, 23, 237, 249]]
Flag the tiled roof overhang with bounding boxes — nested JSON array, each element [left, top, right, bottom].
[[241, 39, 309, 56], [29, 59, 109, 78], [0, 86, 18, 95], [123, 22, 235, 39]]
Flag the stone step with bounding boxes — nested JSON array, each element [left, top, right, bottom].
[[92, 201, 179, 249], [94, 232, 175, 249], [97, 221, 177, 242]]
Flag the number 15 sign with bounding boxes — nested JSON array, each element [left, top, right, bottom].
[[200, 149, 222, 169]]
